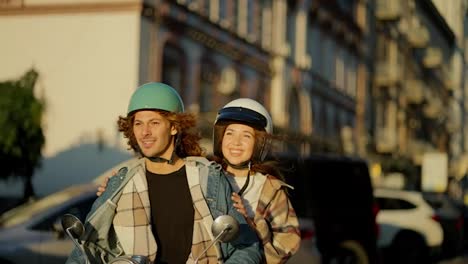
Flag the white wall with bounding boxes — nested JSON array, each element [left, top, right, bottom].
[[0, 11, 140, 195]]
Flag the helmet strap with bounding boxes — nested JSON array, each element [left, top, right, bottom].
[[147, 150, 176, 164], [223, 158, 250, 170], [223, 159, 251, 197], [141, 134, 179, 165], [237, 162, 251, 197]]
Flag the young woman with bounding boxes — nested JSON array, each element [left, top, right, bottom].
[[211, 98, 300, 264]]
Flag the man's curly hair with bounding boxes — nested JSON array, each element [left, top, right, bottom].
[[117, 110, 204, 158]]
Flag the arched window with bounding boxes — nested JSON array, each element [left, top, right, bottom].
[[325, 102, 334, 137], [199, 59, 240, 115], [200, 56, 219, 113], [286, 4, 296, 59], [312, 96, 323, 136], [256, 76, 270, 106], [289, 90, 300, 131], [162, 43, 185, 97], [287, 89, 301, 153], [218, 65, 240, 105]]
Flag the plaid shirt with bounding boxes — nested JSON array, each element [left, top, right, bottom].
[[113, 158, 221, 263], [253, 174, 301, 264]]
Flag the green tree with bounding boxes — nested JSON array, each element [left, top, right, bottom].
[[0, 69, 45, 200]]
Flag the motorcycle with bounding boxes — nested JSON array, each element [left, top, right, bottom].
[[61, 214, 239, 264]]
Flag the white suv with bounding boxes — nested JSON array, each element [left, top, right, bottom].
[[374, 188, 443, 263]]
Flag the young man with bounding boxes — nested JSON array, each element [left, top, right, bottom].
[[66, 82, 261, 264]]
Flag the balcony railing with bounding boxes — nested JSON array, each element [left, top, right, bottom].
[[376, 0, 402, 21], [441, 64, 454, 90], [423, 47, 442, 68], [407, 26, 430, 48], [375, 61, 402, 86], [376, 127, 397, 153], [405, 79, 424, 104], [423, 97, 443, 118]]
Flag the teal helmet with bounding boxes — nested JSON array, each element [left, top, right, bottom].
[[127, 82, 184, 115]]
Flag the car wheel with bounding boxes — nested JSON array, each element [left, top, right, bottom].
[[326, 240, 369, 264], [388, 230, 429, 264]]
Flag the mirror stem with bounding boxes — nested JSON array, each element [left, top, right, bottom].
[[66, 228, 90, 264], [194, 227, 231, 264]]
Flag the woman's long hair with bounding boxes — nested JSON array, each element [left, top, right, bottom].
[[118, 110, 204, 158]]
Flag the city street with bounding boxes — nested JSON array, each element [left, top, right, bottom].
[[2, 0, 468, 264]]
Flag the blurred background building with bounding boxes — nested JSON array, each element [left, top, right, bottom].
[[1, 0, 468, 198]]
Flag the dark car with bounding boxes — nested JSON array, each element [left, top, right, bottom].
[[270, 153, 379, 264]]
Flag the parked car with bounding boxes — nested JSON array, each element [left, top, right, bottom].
[[374, 188, 443, 263], [0, 184, 97, 264], [422, 192, 465, 259], [271, 153, 379, 264]]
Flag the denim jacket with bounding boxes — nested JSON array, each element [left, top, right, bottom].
[[66, 157, 261, 264]]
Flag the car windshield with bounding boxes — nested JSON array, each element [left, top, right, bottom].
[[0, 186, 89, 228]]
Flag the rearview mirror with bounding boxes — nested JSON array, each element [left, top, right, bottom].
[[61, 214, 84, 239], [195, 215, 240, 264], [211, 215, 239, 242]]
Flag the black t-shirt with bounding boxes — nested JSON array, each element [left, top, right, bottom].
[[146, 166, 194, 264]]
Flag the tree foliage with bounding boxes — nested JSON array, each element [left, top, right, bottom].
[[0, 69, 45, 199]]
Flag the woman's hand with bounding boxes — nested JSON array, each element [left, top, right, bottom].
[[231, 192, 257, 228], [231, 192, 248, 218]]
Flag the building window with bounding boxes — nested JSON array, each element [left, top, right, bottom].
[[230, 0, 238, 30], [219, 0, 235, 28], [248, 0, 260, 41], [309, 24, 322, 73], [162, 43, 185, 97], [237, 0, 247, 36], [219, 0, 227, 21], [324, 35, 336, 84], [287, 90, 301, 153], [325, 102, 335, 137], [261, 0, 272, 50], [347, 52, 357, 98], [286, 5, 295, 59], [312, 96, 323, 136], [336, 45, 345, 91], [256, 77, 269, 105], [288, 90, 301, 132], [200, 56, 219, 113], [321, 99, 328, 136], [337, 0, 355, 17], [376, 35, 390, 61], [333, 108, 346, 136]]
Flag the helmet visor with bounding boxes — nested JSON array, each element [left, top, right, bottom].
[[216, 107, 267, 130]]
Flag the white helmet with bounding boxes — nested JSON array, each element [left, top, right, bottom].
[[213, 98, 273, 162]]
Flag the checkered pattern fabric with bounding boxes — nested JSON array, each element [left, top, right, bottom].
[[253, 175, 301, 264], [112, 158, 223, 263]]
